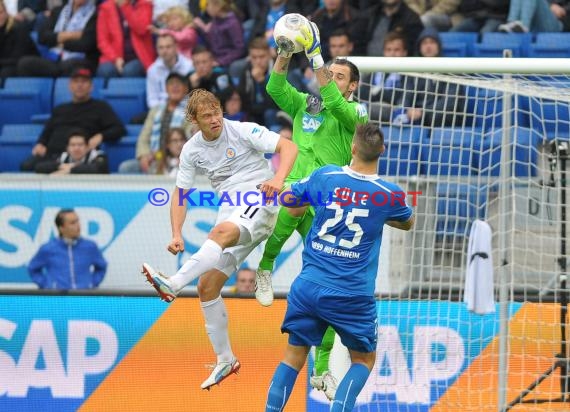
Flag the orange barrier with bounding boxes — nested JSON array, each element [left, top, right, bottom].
[[80, 298, 307, 411]]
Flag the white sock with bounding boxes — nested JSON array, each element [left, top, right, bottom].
[[168, 239, 223, 292], [201, 295, 234, 363]]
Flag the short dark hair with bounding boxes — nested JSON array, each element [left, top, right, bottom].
[[66, 129, 89, 145], [353, 124, 384, 162], [329, 28, 352, 42], [166, 72, 190, 88], [384, 31, 408, 50], [332, 57, 360, 83], [55, 209, 75, 230], [192, 45, 212, 58], [248, 36, 269, 51]]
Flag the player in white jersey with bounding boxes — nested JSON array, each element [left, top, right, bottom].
[[141, 89, 298, 390]]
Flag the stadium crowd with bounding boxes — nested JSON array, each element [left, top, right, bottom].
[[2, 0, 570, 174]]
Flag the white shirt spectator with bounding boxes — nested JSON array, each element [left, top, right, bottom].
[[146, 53, 194, 108]]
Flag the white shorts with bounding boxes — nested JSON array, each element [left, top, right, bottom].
[[214, 199, 279, 276]]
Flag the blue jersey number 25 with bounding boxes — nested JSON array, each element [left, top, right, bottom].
[[317, 203, 369, 249]]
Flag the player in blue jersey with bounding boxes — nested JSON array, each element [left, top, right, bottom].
[[265, 123, 414, 412]]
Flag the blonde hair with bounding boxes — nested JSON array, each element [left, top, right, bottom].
[[164, 6, 194, 27], [185, 89, 222, 121], [0, 0, 15, 32]]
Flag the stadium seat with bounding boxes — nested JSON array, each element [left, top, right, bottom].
[[102, 124, 142, 172], [103, 136, 137, 173], [101, 78, 147, 124], [472, 127, 542, 177], [0, 78, 53, 125], [126, 124, 143, 137], [464, 86, 504, 129], [378, 126, 427, 176], [472, 33, 532, 57], [529, 33, 570, 58], [0, 124, 43, 172], [435, 183, 487, 242], [482, 32, 532, 55], [441, 42, 468, 57], [519, 89, 570, 141], [420, 127, 479, 176], [439, 32, 478, 56]]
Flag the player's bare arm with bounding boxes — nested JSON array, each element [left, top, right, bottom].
[[386, 215, 415, 231], [274, 55, 292, 74], [259, 137, 298, 201], [168, 186, 188, 255]]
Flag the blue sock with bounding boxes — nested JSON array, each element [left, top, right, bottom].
[[266, 362, 299, 412], [331, 363, 370, 412]]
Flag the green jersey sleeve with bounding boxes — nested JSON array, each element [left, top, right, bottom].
[[320, 80, 369, 133], [266, 71, 307, 118]]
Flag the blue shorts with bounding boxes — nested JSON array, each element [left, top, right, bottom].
[[282, 277, 378, 353]]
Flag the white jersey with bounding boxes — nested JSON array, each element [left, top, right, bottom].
[[176, 119, 280, 194]]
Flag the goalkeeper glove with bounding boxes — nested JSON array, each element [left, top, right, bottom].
[[296, 22, 324, 70]]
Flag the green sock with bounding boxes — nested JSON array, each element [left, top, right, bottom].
[[296, 212, 314, 240], [314, 326, 336, 376], [258, 207, 303, 271]]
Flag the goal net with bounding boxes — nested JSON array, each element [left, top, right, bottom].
[[340, 56, 570, 412]]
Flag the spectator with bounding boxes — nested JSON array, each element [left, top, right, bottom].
[[498, 0, 563, 32], [193, 0, 245, 67], [119, 72, 194, 174], [188, 45, 233, 95], [28, 209, 107, 290], [356, 31, 410, 124], [236, 37, 279, 127], [146, 33, 194, 109], [150, 6, 198, 61], [250, 0, 301, 53], [309, 0, 356, 62], [450, 0, 508, 33], [551, 1, 570, 32], [152, 0, 189, 25], [154, 127, 188, 177], [3, 0, 47, 30], [0, 0, 38, 78], [17, 0, 99, 77], [35, 129, 109, 174], [233, 267, 256, 293], [96, 0, 156, 79], [405, 0, 462, 32], [400, 27, 465, 127], [351, 0, 423, 56], [221, 87, 247, 121], [20, 67, 126, 172]]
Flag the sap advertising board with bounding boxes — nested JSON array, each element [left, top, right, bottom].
[[0, 176, 396, 292]]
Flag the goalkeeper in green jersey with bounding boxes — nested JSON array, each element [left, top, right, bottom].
[[254, 21, 368, 400]]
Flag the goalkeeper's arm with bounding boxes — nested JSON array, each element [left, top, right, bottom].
[[296, 22, 328, 86]]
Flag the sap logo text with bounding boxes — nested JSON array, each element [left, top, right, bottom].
[[0, 206, 113, 268], [302, 116, 322, 132], [356, 325, 464, 405], [0, 319, 118, 398]]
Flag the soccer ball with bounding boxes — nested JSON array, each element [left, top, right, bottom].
[[273, 13, 309, 54]]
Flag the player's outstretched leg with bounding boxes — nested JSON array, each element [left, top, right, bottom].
[[310, 326, 338, 400], [256, 207, 304, 306]]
